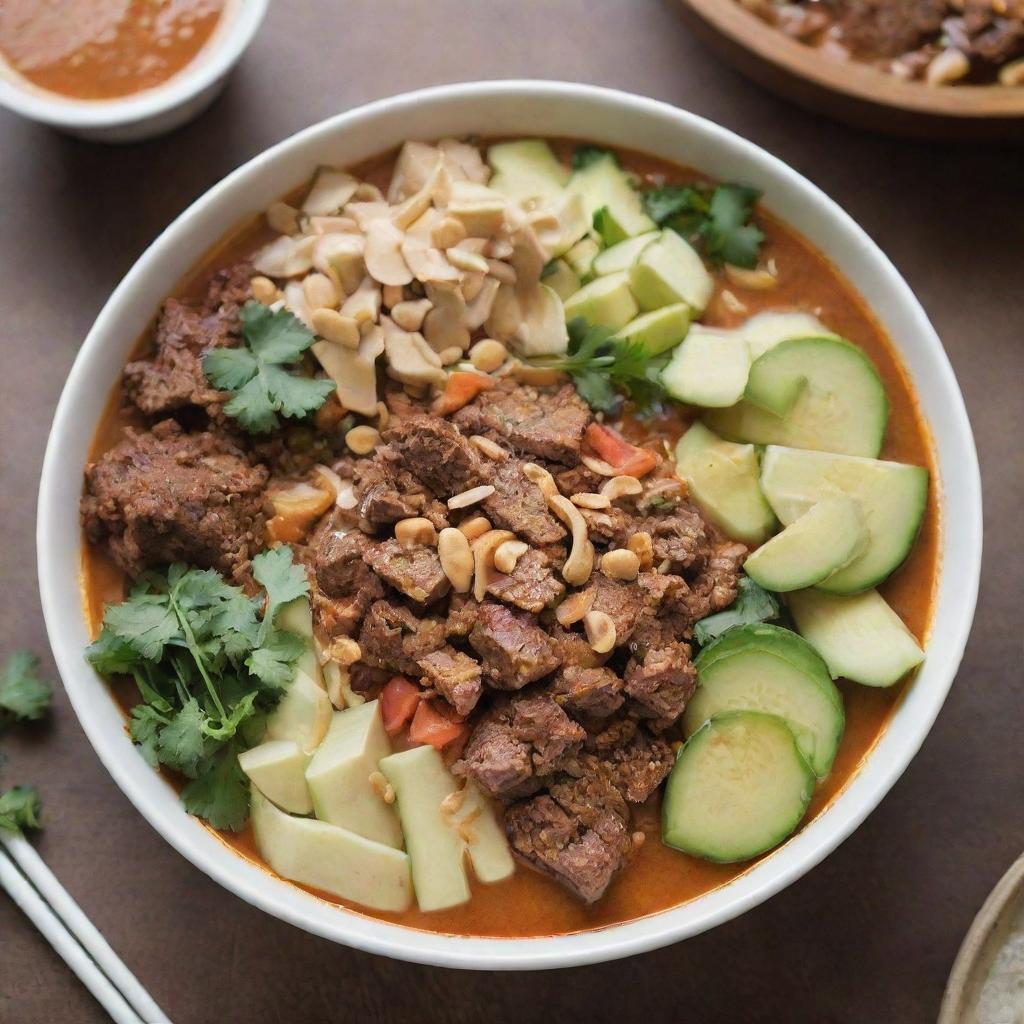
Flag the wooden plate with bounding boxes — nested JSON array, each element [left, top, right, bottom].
[[676, 0, 1024, 139], [940, 852, 1024, 1023]]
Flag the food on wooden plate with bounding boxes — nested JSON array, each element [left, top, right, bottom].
[[80, 135, 937, 932], [0, 0, 230, 102], [740, 0, 1024, 87]]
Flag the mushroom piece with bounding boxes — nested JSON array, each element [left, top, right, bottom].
[[253, 235, 317, 278], [400, 235, 461, 284], [365, 219, 414, 287], [423, 283, 471, 354], [313, 233, 366, 295], [381, 317, 447, 388], [312, 323, 385, 416], [302, 168, 360, 216]]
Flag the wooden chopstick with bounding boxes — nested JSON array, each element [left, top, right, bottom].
[[0, 835, 170, 1023]]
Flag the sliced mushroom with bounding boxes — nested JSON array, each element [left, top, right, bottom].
[[423, 283, 470, 354], [302, 168, 360, 216], [312, 323, 385, 416], [509, 222, 548, 284], [381, 317, 447, 387], [365, 220, 414, 286]]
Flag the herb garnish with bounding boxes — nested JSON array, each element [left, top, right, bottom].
[[0, 785, 43, 834], [571, 145, 613, 171], [693, 576, 780, 647], [0, 652, 52, 724], [86, 547, 309, 831], [643, 182, 764, 269], [203, 302, 335, 435], [527, 317, 666, 415]]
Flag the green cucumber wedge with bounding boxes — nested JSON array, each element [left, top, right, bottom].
[[675, 422, 775, 545], [663, 710, 815, 863], [687, 624, 844, 778], [740, 310, 838, 360], [788, 588, 925, 687], [569, 153, 656, 243], [759, 445, 928, 593], [563, 271, 638, 331], [744, 496, 868, 592], [613, 304, 691, 356], [487, 140, 569, 202], [707, 336, 888, 458], [661, 327, 751, 408], [592, 231, 659, 276]]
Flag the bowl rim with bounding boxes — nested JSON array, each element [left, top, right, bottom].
[[679, 0, 1024, 120], [0, 0, 268, 130], [37, 79, 982, 970]]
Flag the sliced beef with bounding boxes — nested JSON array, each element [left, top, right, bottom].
[[624, 642, 697, 721], [453, 381, 591, 465], [444, 593, 479, 639], [511, 695, 586, 775], [582, 714, 639, 754], [81, 419, 267, 583], [364, 539, 450, 605], [573, 730, 675, 804], [482, 460, 565, 545], [554, 463, 603, 498], [549, 625, 609, 670], [678, 540, 747, 623], [357, 599, 446, 676], [579, 571, 647, 647], [639, 503, 712, 571], [418, 646, 483, 716], [629, 572, 693, 652], [351, 450, 422, 530], [506, 790, 631, 904], [552, 665, 624, 718], [485, 547, 565, 614], [469, 603, 561, 688], [312, 529, 385, 637], [579, 506, 634, 549], [386, 416, 483, 497]]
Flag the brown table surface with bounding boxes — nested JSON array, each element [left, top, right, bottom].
[[2, 2, 1022, 1021]]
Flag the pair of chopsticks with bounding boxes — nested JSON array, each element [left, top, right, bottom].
[[0, 831, 171, 1024]]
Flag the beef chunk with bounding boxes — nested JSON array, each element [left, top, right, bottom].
[[453, 381, 591, 465], [312, 529, 385, 637], [418, 646, 483, 716], [482, 460, 565, 545], [512, 695, 586, 775], [639, 503, 712, 570], [963, 11, 1024, 64], [364, 539, 450, 605], [583, 714, 639, 753], [579, 571, 647, 647], [580, 730, 675, 804], [629, 572, 693, 652], [549, 625, 609, 670], [692, 541, 747, 612], [469, 603, 561, 688], [624, 642, 697, 721], [352, 450, 423, 529], [386, 416, 483, 497], [445, 594, 479, 639], [555, 463, 603, 498], [828, 0, 947, 58], [552, 666, 624, 718], [506, 792, 631, 904], [357, 600, 446, 676], [580, 506, 634, 549], [82, 419, 267, 583], [486, 547, 565, 614]]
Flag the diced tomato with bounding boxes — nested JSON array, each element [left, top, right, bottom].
[[409, 699, 469, 751], [584, 423, 658, 478], [380, 676, 421, 735], [432, 371, 496, 416]]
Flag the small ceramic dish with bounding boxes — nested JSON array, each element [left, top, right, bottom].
[[0, 0, 268, 143], [676, 0, 1024, 139], [940, 853, 1024, 1023]]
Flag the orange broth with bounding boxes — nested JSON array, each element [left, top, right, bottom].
[[80, 142, 940, 938]]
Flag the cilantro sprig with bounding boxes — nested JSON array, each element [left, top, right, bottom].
[[527, 318, 666, 415], [86, 547, 309, 831], [203, 302, 335, 435], [0, 652, 52, 724], [0, 785, 43, 834], [643, 182, 765, 269], [693, 576, 780, 647]]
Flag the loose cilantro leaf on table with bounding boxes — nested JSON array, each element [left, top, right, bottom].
[[86, 547, 309, 831], [0, 652, 53, 724], [525, 318, 667, 415], [0, 785, 42, 834], [203, 302, 335, 435], [643, 182, 765, 269], [693, 576, 781, 647]]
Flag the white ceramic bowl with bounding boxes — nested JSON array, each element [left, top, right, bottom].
[[0, 0, 267, 142], [37, 81, 982, 969]]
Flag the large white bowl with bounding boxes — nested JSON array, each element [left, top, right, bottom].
[[37, 81, 982, 969]]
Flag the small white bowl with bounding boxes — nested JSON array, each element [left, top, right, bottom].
[[37, 81, 982, 969], [0, 0, 267, 142]]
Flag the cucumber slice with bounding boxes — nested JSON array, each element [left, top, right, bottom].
[[566, 237, 600, 282], [543, 258, 581, 301], [629, 229, 714, 315], [569, 153, 656, 242], [613, 304, 691, 356], [675, 422, 775, 545], [661, 326, 751, 407], [740, 311, 838, 360], [662, 710, 815, 863], [760, 445, 929, 593], [744, 496, 868, 593], [592, 231, 659, 276], [788, 588, 925, 687], [687, 624, 843, 778], [563, 271, 639, 331], [487, 140, 569, 202], [706, 336, 888, 458]]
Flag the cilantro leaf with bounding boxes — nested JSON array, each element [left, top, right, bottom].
[[85, 628, 140, 677], [203, 302, 330, 435], [156, 699, 211, 778], [0, 652, 52, 723], [693, 576, 781, 647], [181, 745, 250, 832], [571, 145, 612, 171], [246, 630, 306, 690], [128, 705, 166, 767], [101, 592, 180, 662], [0, 786, 42, 834], [252, 546, 310, 627]]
